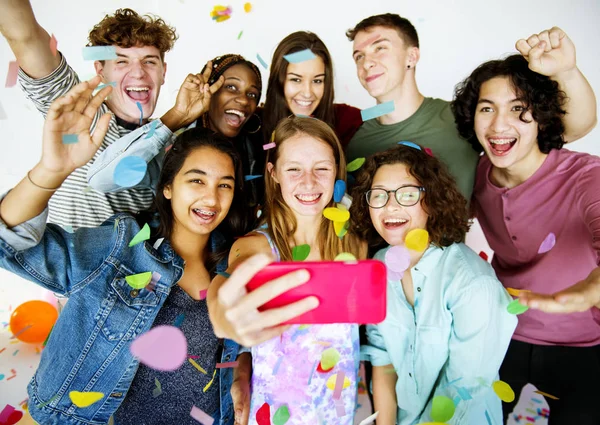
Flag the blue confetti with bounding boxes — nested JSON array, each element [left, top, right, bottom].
[[398, 141, 422, 150], [62, 134, 79, 144], [82, 46, 117, 61], [97, 81, 117, 90], [283, 49, 317, 63], [113, 156, 147, 187], [453, 395, 461, 406], [173, 313, 185, 328], [136, 102, 143, 126], [217, 271, 231, 278], [456, 386, 473, 400], [360, 101, 395, 121], [145, 120, 159, 139], [333, 179, 346, 203], [307, 359, 318, 385], [532, 397, 543, 404], [244, 175, 262, 181], [256, 53, 268, 70], [272, 357, 283, 375], [485, 410, 492, 425]]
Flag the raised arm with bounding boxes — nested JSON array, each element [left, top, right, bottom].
[[516, 27, 597, 142], [0, 0, 61, 78]]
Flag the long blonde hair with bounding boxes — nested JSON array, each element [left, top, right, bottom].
[[263, 116, 364, 261]]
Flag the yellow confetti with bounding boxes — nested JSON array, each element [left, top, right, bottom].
[[334, 252, 357, 261], [313, 341, 332, 346], [506, 288, 531, 297], [203, 369, 217, 392], [534, 390, 560, 400], [298, 324, 310, 330], [244, 2, 252, 12], [326, 374, 351, 390], [405, 228, 429, 252], [321, 348, 341, 370], [69, 391, 104, 408], [323, 207, 350, 222], [492, 380, 515, 402], [189, 358, 207, 374], [334, 220, 349, 238]]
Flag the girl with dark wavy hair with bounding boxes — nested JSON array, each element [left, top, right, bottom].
[[349, 144, 516, 425], [453, 54, 600, 424]]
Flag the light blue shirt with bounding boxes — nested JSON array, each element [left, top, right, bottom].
[[363, 243, 516, 425]]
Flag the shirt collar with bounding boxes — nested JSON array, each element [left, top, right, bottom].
[[410, 244, 444, 278]]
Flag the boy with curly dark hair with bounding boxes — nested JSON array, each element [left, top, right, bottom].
[[453, 54, 600, 424]]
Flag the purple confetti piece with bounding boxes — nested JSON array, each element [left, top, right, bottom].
[[537, 232, 556, 254], [332, 371, 345, 400]]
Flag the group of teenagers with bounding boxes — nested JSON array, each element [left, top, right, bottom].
[[0, 2, 599, 425]]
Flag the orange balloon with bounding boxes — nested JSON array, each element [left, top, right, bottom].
[[10, 300, 58, 343]]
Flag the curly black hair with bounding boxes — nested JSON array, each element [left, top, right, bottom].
[[452, 54, 566, 154]]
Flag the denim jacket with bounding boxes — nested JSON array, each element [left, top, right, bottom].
[[0, 196, 237, 425]]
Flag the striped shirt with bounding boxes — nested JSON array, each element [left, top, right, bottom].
[[18, 53, 154, 229]]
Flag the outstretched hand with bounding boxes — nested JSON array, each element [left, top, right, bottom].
[[41, 75, 112, 176], [516, 27, 576, 78]]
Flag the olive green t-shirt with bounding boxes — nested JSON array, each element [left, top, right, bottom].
[[345, 97, 479, 201]]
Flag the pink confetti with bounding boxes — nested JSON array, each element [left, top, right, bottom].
[[538, 232, 556, 254], [384, 245, 411, 280], [49, 34, 58, 56], [356, 33, 381, 51], [130, 325, 187, 371], [333, 370, 345, 400], [263, 142, 276, 150], [424, 147, 434, 157], [165, 144, 174, 153], [0, 404, 15, 422], [199, 289, 208, 300], [335, 400, 346, 417], [5, 61, 18, 88], [216, 361, 239, 368], [190, 405, 214, 425]]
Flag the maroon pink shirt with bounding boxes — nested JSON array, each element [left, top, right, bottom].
[[473, 148, 600, 347]]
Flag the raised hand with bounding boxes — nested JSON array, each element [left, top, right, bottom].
[[516, 27, 576, 77], [40, 75, 112, 175]]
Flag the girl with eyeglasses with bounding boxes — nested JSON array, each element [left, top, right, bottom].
[[349, 144, 516, 425]]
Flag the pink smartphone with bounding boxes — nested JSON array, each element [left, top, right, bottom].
[[246, 260, 387, 324]]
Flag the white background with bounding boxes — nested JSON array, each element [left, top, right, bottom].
[[0, 0, 598, 411]]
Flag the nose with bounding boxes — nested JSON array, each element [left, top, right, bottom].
[[129, 59, 145, 78], [300, 80, 312, 98], [202, 185, 218, 207], [235, 92, 249, 107], [490, 110, 510, 133], [301, 171, 317, 188], [362, 53, 376, 72], [384, 191, 403, 211]]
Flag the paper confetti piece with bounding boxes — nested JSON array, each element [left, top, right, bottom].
[[334, 220, 350, 239], [484, 410, 492, 425], [0, 404, 22, 424], [129, 223, 150, 247], [113, 156, 147, 187], [284, 49, 317, 64], [5, 61, 19, 88], [272, 356, 284, 375], [190, 405, 215, 425], [358, 411, 379, 425], [153, 238, 164, 250], [245, 174, 262, 181], [174, 313, 185, 328], [136, 101, 143, 126], [256, 53, 269, 70], [61, 134, 79, 144], [97, 81, 117, 90], [405, 228, 429, 252], [492, 380, 515, 402], [431, 395, 455, 422], [216, 361, 239, 368], [333, 179, 346, 203], [355, 33, 381, 50], [203, 369, 217, 392], [537, 232, 556, 254], [507, 299, 529, 315], [533, 390, 559, 400], [130, 325, 187, 371], [237, 30, 243, 40], [335, 400, 346, 417], [326, 373, 350, 391], [244, 2, 252, 12], [0, 100, 7, 120], [10, 324, 32, 339], [199, 289, 208, 300], [308, 360, 318, 384], [189, 358, 208, 374], [153, 377, 162, 398], [69, 391, 104, 408], [292, 244, 310, 261], [332, 370, 346, 400], [385, 245, 411, 278], [317, 362, 333, 373], [125, 271, 152, 289], [424, 147, 434, 157], [273, 404, 290, 425], [145, 120, 159, 139], [49, 34, 58, 56], [263, 142, 276, 150], [398, 141, 421, 150], [35, 394, 59, 408], [256, 402, 270, 425], [216, 271, 231, 278], [82, 46, 117, 61], [360, 101, 395, 121], [323, 207, 350, 222], [321, 348, 341, 370], [334, 252, 356, 261], [456, 386, 473, 401], [506, 287, 530, 297], [478, 251, 488, 261], [347, 157, 365, 172]]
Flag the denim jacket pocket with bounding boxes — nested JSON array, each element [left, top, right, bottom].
[[98, 265, 161, 342]]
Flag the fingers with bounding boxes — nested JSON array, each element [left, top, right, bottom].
[[515, 38, 531, 57], [83, 85, 113, 119], [202, 60, 213, 82], [209, 75, 225, 94], [549, 26, 565, 48], [91, 112, 113, 149], [47, 79, 98, 119], [218, 253, 274, 307]]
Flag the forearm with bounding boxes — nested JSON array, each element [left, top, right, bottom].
[[589, 267, 600, 309], [160, 108, 195, 132], [553, 67, 597, 142], [0, 164, 69, 228], [234, 352, 252, 383], [372, 366, 398, 425]]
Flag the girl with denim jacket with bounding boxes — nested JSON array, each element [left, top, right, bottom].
[[0, 78, 246, 425]]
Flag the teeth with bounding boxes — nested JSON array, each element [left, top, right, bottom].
[[295, 100, 312, 106], [193, 209, 216, 216], [225, 109, 246, 118], [384, 218, 407, 224], [296, 194, 320, 202], [125, 87, 150, 92], [489, 138, 516, 145]]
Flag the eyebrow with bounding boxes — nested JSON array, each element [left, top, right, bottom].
[[287, 72, 326, 78], [224, 76, 260, 91], [115, 53, 161, 60], [184, 169, 235, 181], [353, 38, 389, 57], [477, 97, 523, 104]]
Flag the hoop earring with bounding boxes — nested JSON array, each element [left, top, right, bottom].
[[245, 113, 262, 134]]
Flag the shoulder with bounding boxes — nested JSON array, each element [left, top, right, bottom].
[[230, 232, 272, 257], [438, 243, 499, 284]]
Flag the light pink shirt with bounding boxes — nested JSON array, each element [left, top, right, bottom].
[[474, 148, 600, 346]]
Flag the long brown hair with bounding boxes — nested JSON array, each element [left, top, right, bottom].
[[263, 116, 364, 261], [263, 32, 336, 143]]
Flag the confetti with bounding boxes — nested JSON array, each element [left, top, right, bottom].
[[210, 5, 232, 22], [332, 370, 346, 400], [292, 244, 310, 261], [398, 141, 421, 150], [130, 325, 187, 371], [153, 378, 162, 398], [326, 373, 350, 391], [334, 252, 356, 261], [273, 404, 290, 425], [537, 232, 556, 254], [61, 134, 79, 144], [284, 49, 317, 64], [237, 30, 244, 40], [485, 410, 492, 425], [360, 101, 395, 121], [136, 101, 143, 126], [507, 299, 529, 315], [153, 238, 165, 250], [533, 390, 559, 400], [216, 361, 239, 368], [49, 34, 58, 56], [0, 100, 6, 120], [244, 2, 252, 12], [355, 34, 381, 51], [190, 405, 214, 424], [456, 386, 472, 401], [245, 174, 262, 181], [97, 81, 117, 90], [506, 287, 530, 297], [333, 179, 346, 203], [69, 391, 104, 408], [478, 251, 488, 261], [320, 348, 341, 370], [358, 411, 379, 425], [216, 271, 231, 278], [10, 324, 32, 339], [335, 400, 346, 417], [0, 404, 22, 424], [308, 359, 318, 384], [174, 313, 185, 328], [424, 147, 434, 157], [272, 356, 284, 375], [6, 369, 16, 380], [189, 358, 208, 374], [347, 157, 365, 172], [492, 380, 515, 402], [256, 403, 270, 425], [203, 369, 217, 392], [82, 46, 117, 61], [256, 53, 269, 70], [113, 156, 147, 187], [125, 271, 152, 289], [129, 223, 150, 247], [323, 207, 350, 222], [405, 228, 429, 252], [385, 245, 411, 279], [334, 220, 350, 239], [5, 61, 19, 88], [199, 289, 208, 300], [431, 395, 455, 422], [263, 142, 276, 150], [145, 120, 159, 139]]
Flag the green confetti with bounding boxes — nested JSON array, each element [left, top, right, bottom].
[[431, 395, 456, 422], [42, 324, 54, 347], [320, 348, 341, 370], [125, 272, 153, 289], [334, 252, 356, 261], [237, 30, 243, 40], [346, 157, 365, 172], [129, 223, 151, 247], [273, 404, 290, 425], [507, 299, 529, 315], [292, 244, 310, 261]]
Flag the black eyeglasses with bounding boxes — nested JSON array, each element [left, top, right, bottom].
[[365, 185, 425, 208]]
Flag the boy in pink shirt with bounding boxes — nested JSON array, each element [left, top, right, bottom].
[[452, 32, 599, 424]]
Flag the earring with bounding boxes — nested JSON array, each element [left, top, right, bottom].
[[245, 113, 262, 134], [407, 65, 411, 69]]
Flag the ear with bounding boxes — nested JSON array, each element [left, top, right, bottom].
[[161, 61, 167, 85], [94, 60, 105, 78], [163, 185, 172, 200], [266, 162, 279, 184], [407, 46, 420, 69]]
